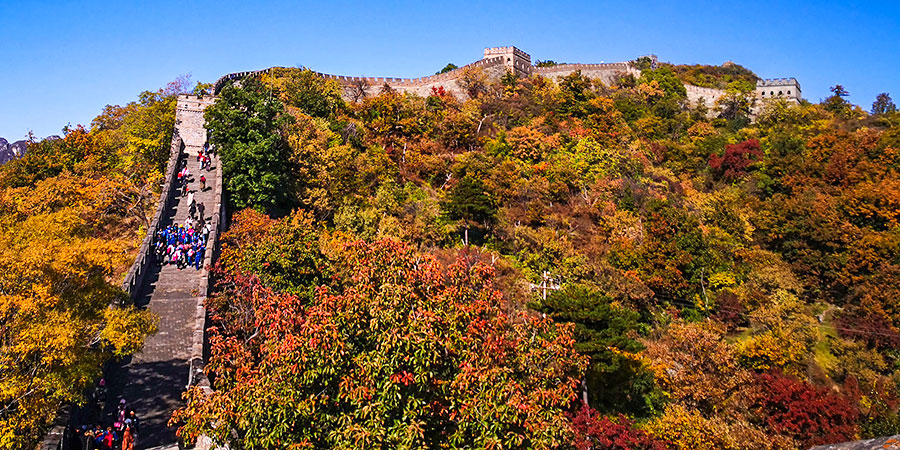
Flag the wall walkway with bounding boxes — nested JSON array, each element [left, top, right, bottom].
[[97, 95, 220, 449]]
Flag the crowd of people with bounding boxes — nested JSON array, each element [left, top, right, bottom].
[[154, 222, 208, 269], [155, 145, 213, 270], [77, 381, 141, 450]]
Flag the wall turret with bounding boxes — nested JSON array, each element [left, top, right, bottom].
[[483, 46, 532, 77], [757, 78, 802, 103]]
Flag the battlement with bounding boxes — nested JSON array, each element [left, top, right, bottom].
[[757, 77, 800, 87], [533, 62, 634, 73], [483, 46, 532, 77], [484, 46, 531, 60], [756, 77, 801, 102], [309, 56, 506, 87]]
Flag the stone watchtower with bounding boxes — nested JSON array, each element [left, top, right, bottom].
[[757, 78, 802, 103], [483, 46, 532, 77]]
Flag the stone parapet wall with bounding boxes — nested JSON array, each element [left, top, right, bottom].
[[534, 62, 641, 85], [685, 84, 727, 108], [121, 134, 184, 300], [188, 141, 224, 390], [176, 95, 216, 146], [312, 56, 505, 88]]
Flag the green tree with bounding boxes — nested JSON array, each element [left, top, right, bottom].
[[824, 84, 851, 115], [871, 92, 897, 115], [559, 71, 596, 116], [533, 284, 664, 416], [437, 63, 458, 74], [442, 175, 497, 244], [205, 77, 296, 214]]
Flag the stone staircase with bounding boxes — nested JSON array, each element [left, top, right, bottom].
[[101, 95, 220, 448]]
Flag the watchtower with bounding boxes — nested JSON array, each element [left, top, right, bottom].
[[483, 46, 532, 77], [757, 78, 802, 103]]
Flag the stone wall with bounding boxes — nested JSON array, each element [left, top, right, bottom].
[[685, 84, 727, 108], [534, 62, 641, 85], [211, 46, 798, 117], [120, 94, 215, 300], [176, 95, 216, 146]]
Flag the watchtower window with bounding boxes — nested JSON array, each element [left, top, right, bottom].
[[771, 91, 774, 95], [787, 90, 791, 95], [779, 90, 783, 95]]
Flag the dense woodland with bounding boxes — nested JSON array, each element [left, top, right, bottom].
[[171, 64, 900, 449], [3, 59, 899, 449]]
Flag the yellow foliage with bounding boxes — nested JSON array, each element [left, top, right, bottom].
[[645, 404, 739, 450], [736, 290, 817, 374], [0, 86, 170, 447]]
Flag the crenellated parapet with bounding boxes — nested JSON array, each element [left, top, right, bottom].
[[309, 56, 506, 88], [210, 46, 800, 113]]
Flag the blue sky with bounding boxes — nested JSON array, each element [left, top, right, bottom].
[[1, 0, 898, 140]]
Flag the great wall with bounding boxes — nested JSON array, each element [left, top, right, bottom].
[[213, 45, 802, 110], [40, 45, 801, 450], [41, 94, 220, 450]]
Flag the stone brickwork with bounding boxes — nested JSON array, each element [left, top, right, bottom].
[[311, 55, 508, 99], [685, 84, 727, 108], [177, 95, 216, 146], [534, 62, 641, 86], [484, 46, 533, 76]]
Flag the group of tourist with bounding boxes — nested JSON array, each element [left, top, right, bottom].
[[78, 383, 142, 450], [155, 157, 212, 270], [154, 222, 208, 270], [198, 144, 212, 171]]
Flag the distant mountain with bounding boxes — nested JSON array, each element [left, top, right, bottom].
[[0, 136, 59, 165]]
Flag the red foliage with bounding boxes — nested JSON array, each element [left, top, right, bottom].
[[712, 290, 747, 330], [569, 404, 671, 450], [835, 310, 900, 350], [752, 371, 859, 447], [430, 85, 448, 97], [709, 139, 762, 181]]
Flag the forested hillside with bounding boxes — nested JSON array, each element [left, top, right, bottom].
[[0, 80, 194, 447], [171, 66, 900, 449]]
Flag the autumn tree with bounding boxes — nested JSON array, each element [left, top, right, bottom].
[[173, 238, 586, 449], [750, 371, 858, 447], [262, 68, 345, 119], [708, 139, 763, 181], [0, 83, 178, 447], [569, 404, 671, 450], [643, 321, 750, 413]]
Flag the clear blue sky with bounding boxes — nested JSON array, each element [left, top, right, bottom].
[[1, 0, 898, 140]]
